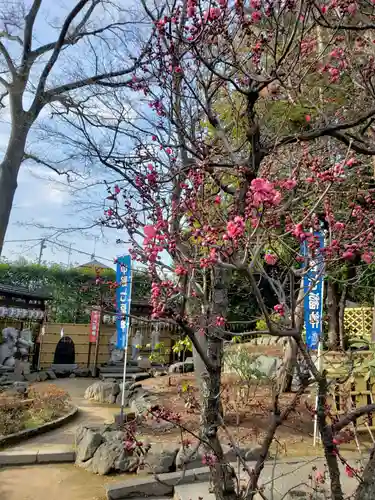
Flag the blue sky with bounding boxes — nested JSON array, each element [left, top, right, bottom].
[[0, 0, 141, 268]]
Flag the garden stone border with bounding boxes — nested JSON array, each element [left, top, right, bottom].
[[106, 467, 211, 499], [0, 448, 76, 466], [0, 405, 78, 449]]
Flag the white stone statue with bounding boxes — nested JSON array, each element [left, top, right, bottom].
[[19, 329, 34, 358], [0, 327, 34, 368], [0, 327, 18, 367], [109, 333, 123, 363]]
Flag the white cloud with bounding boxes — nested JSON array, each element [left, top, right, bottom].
[[42, 183, 70, 205]]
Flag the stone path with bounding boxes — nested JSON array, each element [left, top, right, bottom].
[[0, 463, 126, 500], [1, 378, 123, 500], [7, 378, 119, 451], [173, 458, 360, 500]]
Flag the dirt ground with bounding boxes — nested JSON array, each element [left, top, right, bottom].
[[139, 374, 374, 457], [0, 464, 129, 500], [138, 373, 317, 456]]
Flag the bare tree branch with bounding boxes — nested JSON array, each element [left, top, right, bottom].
[[30, 0, 90, 112], [21, 0, 42, 70]]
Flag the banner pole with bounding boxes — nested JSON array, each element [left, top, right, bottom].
[[120, 325, 130, 424], [119, 260, 133, 425], [313, 231, 325, 447]]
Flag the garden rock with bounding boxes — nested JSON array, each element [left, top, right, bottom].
[[69, 373, 76, 378], [114, 450, 140, 473], [144, 446, 178, 474], [76, 429, 104, 462], [130, 392, 158, 418], [102, 430, 124, 442], [115, 383, 147, 407], [13, 381, 29, 395], [168, 360, 194, 373], [24, 372, 38, 383], [75, 425, 90, 447], [46, 370, 57, 380], [87, 440, 124, 475], [84, 381, 119, 404], [175, 445, 203, 470], [37, 371, 48, 382], [74, 367, 90, 377]]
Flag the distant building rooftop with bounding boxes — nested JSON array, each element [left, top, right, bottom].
[[77, 259, 113, 270], [0, 283, 51, 301]]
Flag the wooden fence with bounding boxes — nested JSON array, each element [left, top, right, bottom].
[[38, 320, 178, 369], [344, 307, 373, 340]]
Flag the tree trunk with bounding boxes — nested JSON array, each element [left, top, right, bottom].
[[278, 279, 304, 393], [354, 447, 375, 500], [338, 285, 347, 349], [317, 375, 344, 500], [200, 267, 237, 500], [327, 279, 339, 350], [0, 125, 29, 256]]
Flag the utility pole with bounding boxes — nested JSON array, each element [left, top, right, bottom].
[[38, 239, 47, 265], [67, 243, 72, 267]]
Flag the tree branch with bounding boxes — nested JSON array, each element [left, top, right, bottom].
[[23, 152, 78, 180], [0, 76, 9, 90], [274, 108, 375, 153], [30, 0, 90, 112], [0, 30, 22, 45], [22, 0, 42, 69], [0, 40, 16, 76], [332, 404, 375, 434]]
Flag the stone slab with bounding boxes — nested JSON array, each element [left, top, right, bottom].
[[100, 372, 151, 382], [0, 450, 37, 466], [106, 467, 210, 499], [51, 364, 78, 371], [36, 449, 75, 463], [99, 365, 141, 374]]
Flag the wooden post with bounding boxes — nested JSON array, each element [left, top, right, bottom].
[[92, 308, 102, 376], [372, 294, 375, 342], [87, 342, 92, 368]]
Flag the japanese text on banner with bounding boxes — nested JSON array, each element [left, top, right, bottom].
[[301, 232, 324, 350], [116, 255, 132, 350]]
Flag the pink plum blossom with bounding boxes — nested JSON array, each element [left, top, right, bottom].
[[265, 253, 277, 265]]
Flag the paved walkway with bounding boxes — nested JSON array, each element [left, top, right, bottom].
[[7, 378, 119, 451], [174, 458, 361, 500]]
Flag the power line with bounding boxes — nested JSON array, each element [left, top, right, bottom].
[[4, 238, 42, 243], [3, 237, 150, 275], [46, 239, 114, 263], [4, 236, 114, 263]]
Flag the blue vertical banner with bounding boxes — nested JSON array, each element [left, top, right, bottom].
[[301, 232, 325, 350], [116, 255, 132, 349]]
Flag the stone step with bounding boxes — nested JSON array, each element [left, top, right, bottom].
[[99, 365, 141, 374], [99, 372, 151, 382]]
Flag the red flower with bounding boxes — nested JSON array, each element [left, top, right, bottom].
[[345, 464, 354, 478], [251, 10, 262, 23], [305, 115, 311, 122], [265, 253, 277, 265], [274, 304, 285, 316], [215, 316, 225, 327], [342, 250, 355, 260], [144, 225, 157, 239], [315, 470, 325, 484], [362, 252, 372, 264]]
